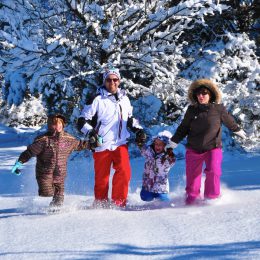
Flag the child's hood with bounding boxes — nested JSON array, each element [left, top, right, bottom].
[[152, 130, 172, 144]]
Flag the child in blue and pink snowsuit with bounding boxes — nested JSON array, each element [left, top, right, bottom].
[[138, 131, 176, 202]]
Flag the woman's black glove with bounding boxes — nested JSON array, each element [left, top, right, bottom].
[[166, 148, 175, 160], [161, 148, 176, 164]]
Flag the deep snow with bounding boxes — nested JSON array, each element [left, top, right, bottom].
[[0, 124, 260, 260]]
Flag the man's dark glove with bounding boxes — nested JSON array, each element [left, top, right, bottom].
[[135, 129, 147, 147], [87, 129, 103, 151]]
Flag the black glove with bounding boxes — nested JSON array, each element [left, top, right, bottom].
[[87, 129, 103, 150], [135, 129, 147, 147], [166, 148, 175, 160], [161, 148, 176, 164]]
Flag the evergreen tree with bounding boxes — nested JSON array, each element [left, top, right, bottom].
[[0, 0, 259, 150]]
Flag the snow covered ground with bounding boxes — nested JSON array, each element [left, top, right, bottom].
[[0, 124, 260, 260]]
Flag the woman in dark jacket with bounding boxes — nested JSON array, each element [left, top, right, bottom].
[[168, 79, 246, 204]]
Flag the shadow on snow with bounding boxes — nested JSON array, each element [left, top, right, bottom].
[[0, 241, 259, 259]]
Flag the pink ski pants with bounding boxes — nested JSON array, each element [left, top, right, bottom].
[[185, 147, 223, 199]]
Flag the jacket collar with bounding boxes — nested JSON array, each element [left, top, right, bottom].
[[98, 86, 126, 100], [47, 130, 64, 138]]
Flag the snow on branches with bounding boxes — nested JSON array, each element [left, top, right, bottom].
[[0, 0, 259, 150]]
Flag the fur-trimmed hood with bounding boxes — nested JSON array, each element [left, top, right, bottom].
[[188, 79, 222, 104]]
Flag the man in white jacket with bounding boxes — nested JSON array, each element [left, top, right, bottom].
[[77, 68, 146, 207]]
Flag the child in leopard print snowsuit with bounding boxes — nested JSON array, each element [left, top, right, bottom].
[[12, 114, 89, 207], [139, 130, 176, 202]]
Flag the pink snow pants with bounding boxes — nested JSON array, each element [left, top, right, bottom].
[[185, 147, 223, 200]]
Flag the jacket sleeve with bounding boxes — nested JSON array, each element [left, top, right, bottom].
[[127, 116, 143, 133], [162, 156, 176, 170], [71, 138, 89, 152], [126, 97, 143, 133], [18, 138, 45, 163], [140, 144, 152, 159], [220, 105, 240, 132], [171, 106, 194, 143], [164, 153, 176, 167], [77, 98, 99, 135]]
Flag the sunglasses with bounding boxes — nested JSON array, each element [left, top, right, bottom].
[[106, 78, 119, 83], [196, 91, 209, 96]]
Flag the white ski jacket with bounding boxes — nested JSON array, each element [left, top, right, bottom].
[[79, 87, 142, 152]]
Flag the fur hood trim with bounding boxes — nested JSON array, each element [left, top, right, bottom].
[[188, 79, 222, 104]]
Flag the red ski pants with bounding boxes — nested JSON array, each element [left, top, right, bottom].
[[185, 148, 223, 199], [93, 145, 131, 206]]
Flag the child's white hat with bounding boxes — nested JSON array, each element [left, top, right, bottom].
[[153, 130, 172, 144]]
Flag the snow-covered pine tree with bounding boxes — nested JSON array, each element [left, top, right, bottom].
[[0, 0, 259, 150]]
